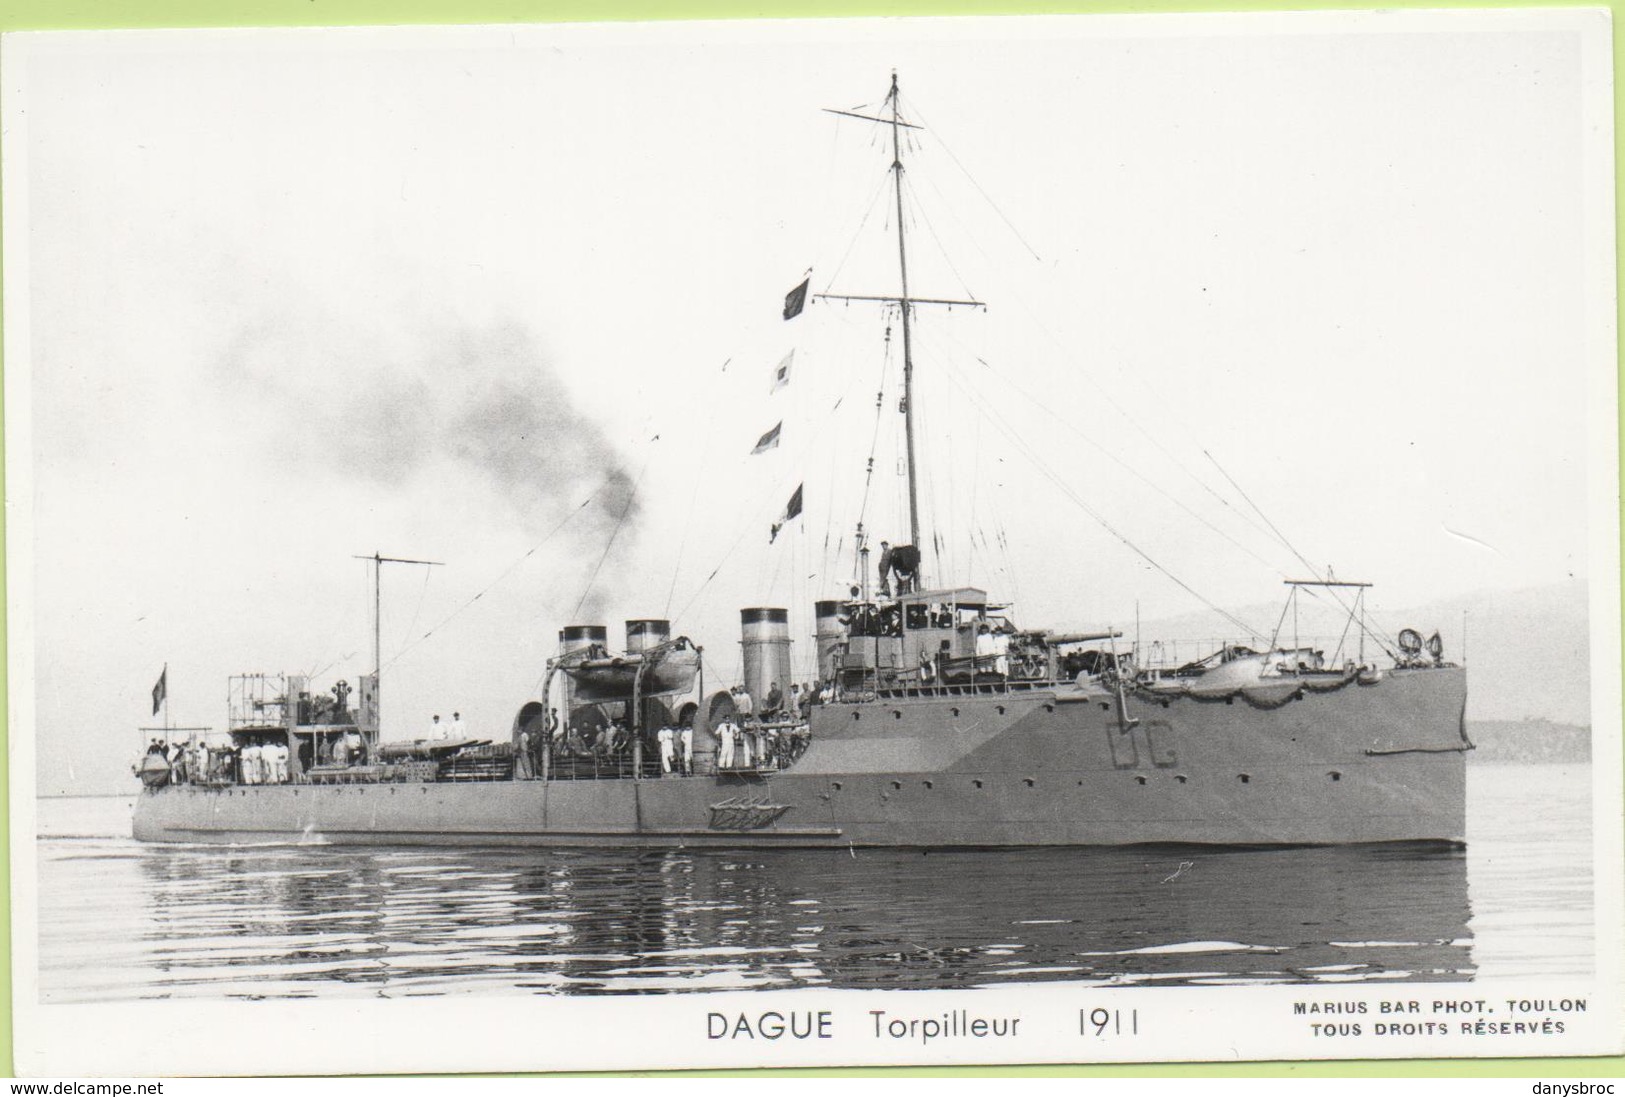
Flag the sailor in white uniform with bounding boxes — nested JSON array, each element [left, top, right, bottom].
[[717, 718, 736, 769], [657, 725, 675, 775], [516, 730, 535, 779], [429, 714, 447, 741], [680, 725, 693, 775], [449, 712, 466, 739]]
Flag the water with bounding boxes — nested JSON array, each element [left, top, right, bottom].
[[33, 764, 1592, 1002]]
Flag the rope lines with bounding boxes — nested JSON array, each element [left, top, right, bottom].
[[570, 451, 653, 622], [900, 94, 1043, 263], [381, 476, 631, 672], [930, 346, 1262, 637]]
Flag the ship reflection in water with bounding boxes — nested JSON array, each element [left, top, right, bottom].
[[48, 840, 1470, 1001], [37, 764, 1591, 1002]]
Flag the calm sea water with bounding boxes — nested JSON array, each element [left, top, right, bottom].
[[33, 764, 1592, 1002]]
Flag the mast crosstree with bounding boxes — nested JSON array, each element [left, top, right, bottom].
[[353, 551, 443, 747], [816, 72, 985, 588]]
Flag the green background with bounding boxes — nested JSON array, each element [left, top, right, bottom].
[[0, 0, 1620, 1081]]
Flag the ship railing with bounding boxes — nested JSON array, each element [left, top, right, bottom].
[[542, 750, 663, 781], [871, 677, 1061, 701]]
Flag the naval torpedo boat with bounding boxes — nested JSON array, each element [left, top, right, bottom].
[[132, 75, 1470, 847]]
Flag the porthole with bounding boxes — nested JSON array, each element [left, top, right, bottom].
[[1238, 773, 1251, 784], [852, 711, 862, 721], [923, 780, 934, 790], [1135, 775, 1147, 786], [1225, 697, 1234, 705], [950, 707, 960, 717], [996, 705, 1006, 715], [1023, 778, 1036, 788], [831, 781, 844, 791], [1160, 700, 1171, 709], [892, 710, 903, 720], [972, 779, 984, 789], [1329, 771, 1342, 782], [1099, 702, 1110, 711], [1176, 775, 1188, 784], [1043, 703, 1055, 713], [890, 780, 902, 791]]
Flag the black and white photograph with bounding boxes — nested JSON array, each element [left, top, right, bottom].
[[4, 9, 1622, 1076]]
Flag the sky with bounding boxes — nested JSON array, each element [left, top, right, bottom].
[[4, 12, 1614, 793]]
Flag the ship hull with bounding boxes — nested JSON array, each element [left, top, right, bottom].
[[133, 667, 1467, 848]]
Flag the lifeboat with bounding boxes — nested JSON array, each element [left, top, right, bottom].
[[135, 752, 171, 790], [562, 646, 700, 703]]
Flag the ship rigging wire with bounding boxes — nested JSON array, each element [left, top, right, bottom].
[[899, 93, 1044, 263], [886, 107, 1299, 560], [570, 447, 653, 622], [929, 344, 1262, 637], [687, 78, 1382, 664], [901, 172, 980, 307], [872, 94, 1320, 599], [1202, 450, 1400, 659], [663, 356, 735, 618], [916, 320, 1298, 583], [381, 474, 633, 672]]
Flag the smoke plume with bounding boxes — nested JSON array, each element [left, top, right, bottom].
[[215, 315, 642, 607]]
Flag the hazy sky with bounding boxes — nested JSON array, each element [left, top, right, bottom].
[[5, 12, 1613, 793]]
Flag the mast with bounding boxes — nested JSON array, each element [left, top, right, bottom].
[[817, 75, 986, 592], [354, 552, 443, 747], [889, 72, 922, 562]]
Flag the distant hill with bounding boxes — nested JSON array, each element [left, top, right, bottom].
[[1403, 580, 1591, 726], [1466, 720, 1591, 764]]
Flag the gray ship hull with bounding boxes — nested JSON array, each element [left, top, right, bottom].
[[133, 667, 1467, 847]]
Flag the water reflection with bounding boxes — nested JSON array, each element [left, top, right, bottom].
[[64, 841, 1478, 1000]]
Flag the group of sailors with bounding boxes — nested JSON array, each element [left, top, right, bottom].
[[729, 681, 817, 723], [973, 621, 1013, 677], [713, 714, 809, 772], [237, 740, 293, 784], [554, 718, 633, 761], [531, 678, 817, 778], [143, 736, 293, 785], [715, 680, 812, 771], [425, 712, 467, 742], [655, 723, 695, 775]]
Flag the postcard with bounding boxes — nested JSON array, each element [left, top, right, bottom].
[[4, 8, 1621, 1076]]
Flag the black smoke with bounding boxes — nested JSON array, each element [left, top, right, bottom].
[[215, 317, 641, 605]]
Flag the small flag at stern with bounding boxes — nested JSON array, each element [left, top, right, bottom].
[[151, 667, 167, 716]]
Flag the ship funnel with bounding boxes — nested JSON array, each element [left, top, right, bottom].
[[625, 618, 671, 655], [559, 625, 608, 727], [740, 607, 792, 712], [560, 624, 608, 654], [814, 600, 847, 682]]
